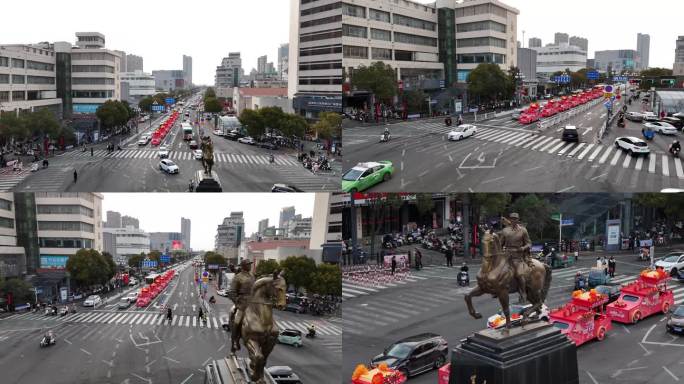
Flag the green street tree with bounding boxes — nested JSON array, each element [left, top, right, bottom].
[[0, 113, 28, 145], [633, 194, 684, 225], [128, 253, 145, 269], [239, 109, 266, 138], [203, 97, 223, 114], [0, 277, 35, 305], [25, 109, 61, 140], [510, 194, 557, 240], [204, 87, 216, 100], [311, 264, 342, 296], [404, 89, 428, 114], [147, 250, 162, 264], [279, 114, 308, 138], [471, 193, 512, 223], [204, 251, 227, 267], [312, 112, 342, 140], [468, 63, 513, 104], [66, 249, 113, 288], [350, 62, 398, 103], [280, 256, 317, 292], [255, 259, 280, 277]]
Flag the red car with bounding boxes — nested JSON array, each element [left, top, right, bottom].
[[549, 289, 612, 346], [519, 104, 542, 124], [541, 101, 558, 117], [606, 268, 674, 324]]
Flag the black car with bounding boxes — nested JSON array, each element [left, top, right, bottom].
[[662, 117, 684, 129], [284, 303, 305, 314], [594, 284, 621, 306], [271, 184, 304, 193], [371, 333, 448, 378], [260, 142, 279, 150], [266, 366, 302, 384], [561, 126, 579, 142]]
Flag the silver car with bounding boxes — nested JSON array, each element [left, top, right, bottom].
[[666, 305, 684, 334]]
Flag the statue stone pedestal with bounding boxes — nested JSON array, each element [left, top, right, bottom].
[[206, 356, 277, 384], [450, 322, 578, 384]]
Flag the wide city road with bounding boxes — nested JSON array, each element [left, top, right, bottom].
[[5, 102, 339, 192], [343, 96, 684, 192], [342, 248, 684, 384], [0, 260, 341, 384]]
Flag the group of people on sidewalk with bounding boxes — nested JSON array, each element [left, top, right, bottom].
[[596, 256, 617, 277]]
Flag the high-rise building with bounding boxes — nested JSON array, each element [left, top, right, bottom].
[[149, 232, 183, 253], [121, 215, 139, 229], [309, 192, 344, 263], [675, 36, 684, 76], [181, 217, 191, 250], [215, 53, 243, 88], [215, 212, 245, 261], [569, 36, 588, 53], [278, 43, 289, 81], [71, 32, 121, 114], [258, 219, 269, 235], [528, 37, 542, 48], [279, 206, 296, 230], [554, 32, 569, 45], [105, 211, 122, 228], [183, 55, 192, 86], [290, 0, 342, 118], [0, 193, 27, 279], [103, 226, 150, 265], [594, 50, 640, 73], [257, 55, 267, 74], [126, 54, 143, 72], [152, 70, 185, 91], [637, 33, 650, 70], [114, 50, 127, 72]]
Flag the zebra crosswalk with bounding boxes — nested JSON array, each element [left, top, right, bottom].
[[409, 121, 684, 179], [60, 149, 302, 166], [0, 168, 31, 191], [342, 265, 465, 300], [2, 310, 343, 335]]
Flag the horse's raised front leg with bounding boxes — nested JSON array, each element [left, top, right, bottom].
[[464, 285, 485, 319], [499, 291, 510, 333]]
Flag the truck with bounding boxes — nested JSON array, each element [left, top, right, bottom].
[[548, 289, 612, 346], [605, 268, 674, 324]]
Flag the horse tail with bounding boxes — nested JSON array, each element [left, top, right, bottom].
[[540, 264, 552, 303]]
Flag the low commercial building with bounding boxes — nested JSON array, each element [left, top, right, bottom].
[[120, 70, 156, 105], [533, 43, 587, 77], [232, 87, 290, 116], [247, 239, 315, 264], [71, 32, 122, 114], [103, 226, 151, 266]]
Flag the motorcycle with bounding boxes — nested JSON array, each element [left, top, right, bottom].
[[59, 307, 68, 317], [306, 329, 316, 338], [70, 305, 77, 314], [617, 118, 625, 128], [45, 307, 57, 316], [457, 271, 469, 287], [574, 275, 586, 291], [669, 145, 680, 158], [40, 332, 56, 348], [379, 133, 390, 143]]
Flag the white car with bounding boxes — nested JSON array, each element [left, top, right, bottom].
[[447, 124, 477, 141], [217, 289, 229, 297], [644, 121, 678, 135], [614, 136, 650, 156], [193, 149, 203, 160], [487, 304, 549, 329], [238, 137, 255, 145], [625, 111, 644, 121], [128, 278, 138, 286], [213, 129, 222, 136], [83, 295, 102, 307], [125, 291, 139, 303], [159, 159, 179, 174], [654, 251, 684, 276], [642, 112, 658, 121], [158, 146, 169, 158], [137, 136, 149, 146]]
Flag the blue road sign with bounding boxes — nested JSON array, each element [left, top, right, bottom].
[[160, 255, 170, 263], [439, 80, 445, 89], [561, 219, 574, 226], [587, 71, 600, 80], [152, 105, 164, 112], [165, 98, 175, 105], [604, 100, 613, 110], [604, 85, 613, 93], [613, 76, 628, 82], [553, 75, 571, 84], [142, 260, 158, 268]]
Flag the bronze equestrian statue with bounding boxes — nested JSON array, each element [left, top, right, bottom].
[[201, 135, 214, 174], [464, 213, 552, 332], [228, 261, 287, 384]]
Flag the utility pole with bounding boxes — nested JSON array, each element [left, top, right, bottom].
[[463, 194, 471, 259]]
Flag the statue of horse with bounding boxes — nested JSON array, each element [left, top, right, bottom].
[[201, 137, 214, 174], [237, 271, 287, 384], [464, 230, 552, 332]]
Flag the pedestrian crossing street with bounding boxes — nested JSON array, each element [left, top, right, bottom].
[[342, 265, 465, 300], [411, 121, 684, 179], [0, 168, 31, 191], [3, 310, 343, 335], [60, 149, 302, 166], [341, 265, 684, 335]]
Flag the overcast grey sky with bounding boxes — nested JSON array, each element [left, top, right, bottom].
[[3, 0, 290, 85], [414, 0, 679, 69], [101, 193, 315, 251]]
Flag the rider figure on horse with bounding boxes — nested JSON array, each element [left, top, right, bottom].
[[228, 259, 255, 353], [500, 212, 534, 303]]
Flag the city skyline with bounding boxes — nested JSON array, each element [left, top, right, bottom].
[[101, 193, 315, 251], [413, 0, 678, 69], [2, 0, 289, 85]]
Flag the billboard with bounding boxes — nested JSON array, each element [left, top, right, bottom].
[[39, 255, 69, 270], [172, 240, 183, 250]]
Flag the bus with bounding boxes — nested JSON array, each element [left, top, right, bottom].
[[145, 273, 160, 285], [181, 122, 193, 141]]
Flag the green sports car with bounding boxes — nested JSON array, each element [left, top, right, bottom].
[[342, 161, 394, 193]]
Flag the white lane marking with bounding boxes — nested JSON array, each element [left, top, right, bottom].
[[648, 153, 656, 173], [576, 144, 595, 160], [598, 147, 613, 164], [610, 150, 622, 166], [622, 154, 632, 168], [662, 155, 670, 176]]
